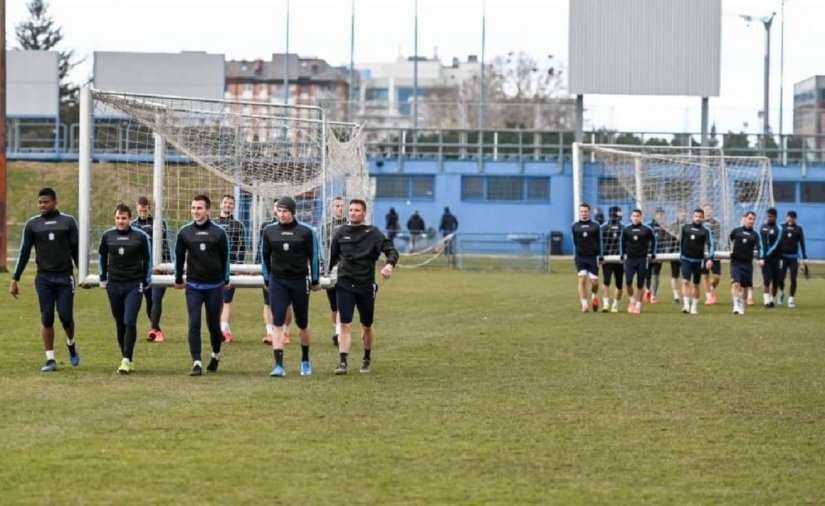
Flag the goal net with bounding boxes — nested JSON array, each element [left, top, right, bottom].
[[77, 87, 369, 285], [572, 143, 774, 260]]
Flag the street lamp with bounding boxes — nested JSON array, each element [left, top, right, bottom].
[[740, 12, 776, 150]]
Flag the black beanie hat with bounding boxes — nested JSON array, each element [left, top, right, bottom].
[[276, 196, 297, 214]]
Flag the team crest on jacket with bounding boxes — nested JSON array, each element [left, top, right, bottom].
[[283, 243, 290, 251], [118, 247, 125, 255], [200, 243, 206, 251], [48, 232, 55, 241]]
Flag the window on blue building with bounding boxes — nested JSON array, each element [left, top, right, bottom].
[[461, 176, 550, 201], [462, 177, 484, 199], [772, 182, 796, 202], [374, 175, 434, 200], [801, 182, 825, 203]]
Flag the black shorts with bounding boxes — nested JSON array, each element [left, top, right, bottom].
[[730, 261, 753, 287], [223, 286, 236, 303], [575, 255, 598, 278], [701, 260, 721, 276], [681, 259, 703, 285], [268, 275, 310, 329], [602, 263, 624, 289], [34, 272, 75, 327], [624, 257, 648, 288], [336, 281, 378, 327]]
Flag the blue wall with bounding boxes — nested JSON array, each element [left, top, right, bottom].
[[369, 159, 825, 259]]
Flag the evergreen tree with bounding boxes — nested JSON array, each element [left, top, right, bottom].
[[15, 0, 80, 123]]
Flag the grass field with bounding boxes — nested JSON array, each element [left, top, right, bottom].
[[1, 261, 824, 504]]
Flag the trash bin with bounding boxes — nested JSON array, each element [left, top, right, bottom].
[[549, 231, 563, 255]]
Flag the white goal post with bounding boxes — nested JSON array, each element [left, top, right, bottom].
[[77, 86, 369, 286], [572, 142, 774, 262]]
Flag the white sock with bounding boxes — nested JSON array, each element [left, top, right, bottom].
[[220, 321, 230, 332], [46, 350, 55, 361], [603, 297, 609, 307], [673, 289, 680, 299], [193, 360, 202, 367], [66, 338, 75, 346], [762, 293, 769, 304], [747, 288, 753, 299], [266, 324, 275, 335], [211, 351, 220, 359], [692, 298, 699, 309], [580, 298, 588, 307], [335, 322, 341, 334], [282, 325, 290, 333]]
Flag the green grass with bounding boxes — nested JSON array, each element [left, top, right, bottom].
[[1, 263, 825, 504]]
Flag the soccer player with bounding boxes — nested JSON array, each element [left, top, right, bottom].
[[438, 206, 459, 267], [643, 207, 668, 304], [729, 211, 764, 315], [599, 206, 623, 312], [667, 206, 688, 303], [255, 201, 294, 345], [214, 194, 247, 343], [9, 187, 81, 372], [619, 209, 656, 314], [174, 194, 230, 376], [98, 204, 152, 373], [329, 198, 399, 374], [571, 203, 601, 312], [701, 203, 722, 304], [326, 196, 346, 347], [679, 208, 715, 314], [261, 197, 321, 377], [132, 196, 171, 343], [759, 208, 782, 307], [777, 210, 808, 308]]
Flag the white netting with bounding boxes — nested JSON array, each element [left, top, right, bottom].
[[84, 89, 368, 280], [576, 144, 774, 256]]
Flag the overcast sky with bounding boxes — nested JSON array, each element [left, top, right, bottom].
[[7, 0, 823, 134]]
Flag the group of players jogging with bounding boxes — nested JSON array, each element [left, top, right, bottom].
[[571, 202, 809, 315], [10, 187, 399, 376]]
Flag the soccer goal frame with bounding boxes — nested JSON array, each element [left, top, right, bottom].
[[572, 142, 775, 262], [76, 85, 368, 287]]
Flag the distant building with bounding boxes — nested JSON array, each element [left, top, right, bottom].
[[225, 54, 349, 121], [793, 75, 825, 161]]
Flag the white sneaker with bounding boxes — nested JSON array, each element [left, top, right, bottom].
[[690, 304, 698, 315], [788, 297, 796, 309]]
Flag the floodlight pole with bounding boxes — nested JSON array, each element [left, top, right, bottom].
[[413, 0, 419, 137], [779, 0, 786, 141], [761, 13, 775, 151]]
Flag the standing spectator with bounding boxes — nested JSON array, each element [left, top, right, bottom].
[[759, 208, 782, 307], [438, 206, 459, 266], [777, 210, 808, 308], [619, 209, 656, 314], [174, 195, 230, 376], [385, 207, 400, 241], [329, 199, 399, 374], [407, 210, 426, 252], [9, 187, 80, 372], [261, 197, 321, 377], [132, 196, 171, 343], [728, 211, 763, 315], [571, 203, 601, 312], [98, 204, 151, 374], [214, 194, 247, 344]]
